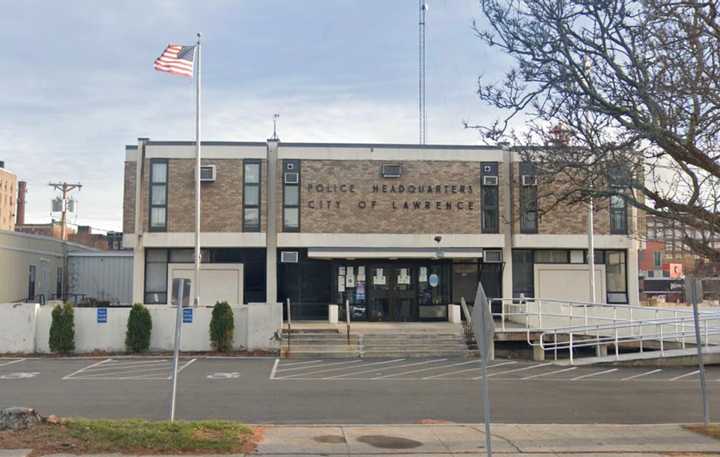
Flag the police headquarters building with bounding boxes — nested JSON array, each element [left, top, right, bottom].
[[123, 139, 640, 321]]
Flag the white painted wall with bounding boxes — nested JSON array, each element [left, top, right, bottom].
[[1, 302, 280, 354], [534, 264, 606, 304], [167, 263, 244, 307], [0, 303, 39, 353]]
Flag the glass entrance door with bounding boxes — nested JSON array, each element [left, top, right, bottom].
[[367, 266, 417, 322]]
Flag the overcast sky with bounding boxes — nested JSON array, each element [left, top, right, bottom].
[[0, 0, 510, 232]]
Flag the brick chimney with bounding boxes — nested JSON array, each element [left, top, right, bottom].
[[16, 181, 27, 226]]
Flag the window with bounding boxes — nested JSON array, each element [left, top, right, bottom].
[[56, 267, 63, 299], [520, 183, 538, 233], [149, 159, 168, 231], [243, 160, 261, 232], [653, 251, 662, 268], [28, 265, 36, 300], [481, 162, 499, 233], [512, 250, 534, 298], [535, 250, 569, 263], [606, 250, 628, 303], [144, 248, 168, 304], [610, 195, 627, 234], [283, 160, 300, 232], [452, 261, 479, 305]]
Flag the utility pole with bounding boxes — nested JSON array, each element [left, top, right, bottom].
[[49, 182, 82, 240]]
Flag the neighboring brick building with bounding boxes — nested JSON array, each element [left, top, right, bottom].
[[123, 139, 640, 320], [16, 222, 114, 251], [0, 161, 17, 231]]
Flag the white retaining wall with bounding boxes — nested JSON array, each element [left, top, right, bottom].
[[0, 302, 281, 354]]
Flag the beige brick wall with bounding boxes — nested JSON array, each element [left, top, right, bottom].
[[123, 161, 136, 233], [0, 169, 17, 231], [510, 162, 617, 235], [124, 158, 268, 233], [295, 160, 489, 234]]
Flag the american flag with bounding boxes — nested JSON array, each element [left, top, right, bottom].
[[154, 44, 195, 77]]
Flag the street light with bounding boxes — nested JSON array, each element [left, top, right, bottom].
[[583, 55, 597, 303]]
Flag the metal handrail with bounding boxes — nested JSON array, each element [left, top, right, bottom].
[[535, 313, 720, 364]]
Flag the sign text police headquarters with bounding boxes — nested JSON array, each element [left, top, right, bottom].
[[305, 182, 477, 211]]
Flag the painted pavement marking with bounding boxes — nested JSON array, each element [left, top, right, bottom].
[[521, 367, 578, 380], [621, 369, 663, 381], [570, 368, 619, 381], [669, 370, 699, 381], [0, 372, 39, 380], [0, 358, 26, 368], [323, 359, 407, 379], [279, 360, 368, 379], [436, 361, 517, 380], [62, 358, 112, 380], [485, 362, 554, 378], [372, 359, 454, 379], [275, 359, 363, 373], [269, 359, 280, 379]]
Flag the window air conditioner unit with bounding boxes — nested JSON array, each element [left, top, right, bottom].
[[484, 249, 503, 263], [199, 165, 216, 182], [521, 175, 537, 186], [482, 175, 498, 186], [382, 164, 402, 178], [284, 172, 299, 184], [281, 251, 299, 263]]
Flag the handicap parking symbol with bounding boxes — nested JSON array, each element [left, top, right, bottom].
[[0, 372, 39, 380], [206, 372, 241, 380]]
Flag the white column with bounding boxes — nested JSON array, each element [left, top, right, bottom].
[[266, 139, 279, 305], [501, 147, 514, 298], [132, 138, 148, 304]]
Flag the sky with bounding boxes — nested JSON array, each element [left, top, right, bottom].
[[0, 0, 511, 232]]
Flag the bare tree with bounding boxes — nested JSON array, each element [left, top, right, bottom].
[[472, 0, 720, 260]]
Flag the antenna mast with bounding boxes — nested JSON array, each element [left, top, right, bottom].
[[418, 1, 428, 144]]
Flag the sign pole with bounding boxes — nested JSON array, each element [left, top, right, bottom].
[[688, 277, 710, 427], [169, 279, 185, 422], [472, 283, 494, 457]]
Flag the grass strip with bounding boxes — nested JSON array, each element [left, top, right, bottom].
[[0, 418, 256, 455]]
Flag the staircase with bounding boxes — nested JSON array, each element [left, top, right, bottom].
[[281, 325, 478, 359]]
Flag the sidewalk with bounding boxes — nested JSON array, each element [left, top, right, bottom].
[[3, 423, 720, 456], [255, 423, 720, 456]]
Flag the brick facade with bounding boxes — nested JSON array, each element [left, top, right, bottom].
[[125, 158, 267, 233], [0, 168, 17, 231], [297, 160, 486, 234]]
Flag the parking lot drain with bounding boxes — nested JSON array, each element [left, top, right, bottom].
[[313, 435, 346, 444], [356, 435, 423, 449]]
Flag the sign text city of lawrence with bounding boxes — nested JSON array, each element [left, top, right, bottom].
[[304, 182, 478, 211]]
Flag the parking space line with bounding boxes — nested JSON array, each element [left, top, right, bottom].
[[270, 359, 279, 379], [323, 359, 407, 379], [177, 358, 197, 372], [669, 370, 699, 381], [280, 360, 366, 379], [570, 368, 619, 381], [279, 359, 322, 367], [521, 367, 577, 380], [433, 361, 516, 381], [276, 359, 362, 373], [486, 362, 553, 378], [419, 360, 484, 379], [0, 358, 26, 367], [62, 358, 112, 380], [621, 369, 663, 381], [76, 365, 172, 378], [373, 359, 450, 379], [467, 362, 521, 380], [79, 360, 170, 372]]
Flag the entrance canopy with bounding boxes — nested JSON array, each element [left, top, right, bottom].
[[307, 247, 485, 259]]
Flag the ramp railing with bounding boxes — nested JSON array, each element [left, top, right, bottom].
[[535, 313, 720, 364]]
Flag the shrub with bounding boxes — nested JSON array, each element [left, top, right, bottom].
[[126, 303, 152, 353], [210, 301, 234, 352], [49, 303, 75, 353]]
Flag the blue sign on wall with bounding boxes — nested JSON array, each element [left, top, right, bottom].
[[183, 308, 193, 324], [97, 308, 108, 324]]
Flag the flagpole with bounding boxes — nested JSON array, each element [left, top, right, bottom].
[[194, 33, 202, 308]]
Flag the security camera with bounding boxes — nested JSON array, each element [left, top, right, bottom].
[[434, 235, 442, 244]]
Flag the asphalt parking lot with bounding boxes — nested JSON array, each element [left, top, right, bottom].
[[1, 356, 718, 424]]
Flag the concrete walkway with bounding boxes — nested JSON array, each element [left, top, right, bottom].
[[254, 423, 720, 455], [3, 423, 719, 456]]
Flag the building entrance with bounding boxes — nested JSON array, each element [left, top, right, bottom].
[[335, 261, 450, 322]]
